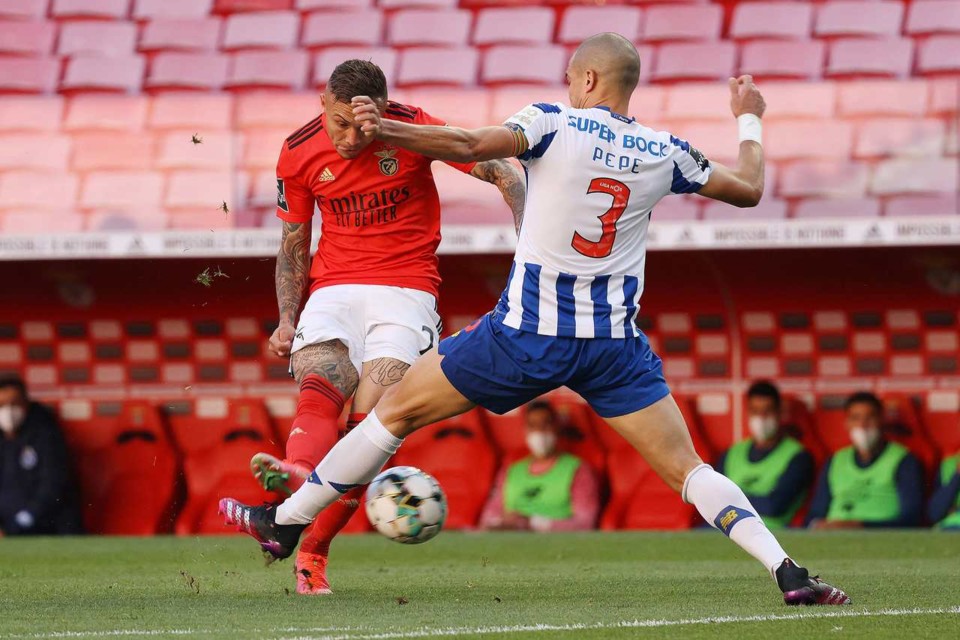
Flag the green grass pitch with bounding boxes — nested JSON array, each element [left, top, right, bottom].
[[1, 531, 958, 639]]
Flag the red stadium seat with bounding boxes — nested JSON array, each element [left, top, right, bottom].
[[398, 46, 479, 86], [301, 10, 383, 48], [918, 36, 960, 74], [854, 118, 945, 158], [62, 55, 146, 93], [793, 197, 880, 219], [651, 195, 700, 221], [643, 4, 722, 42], [134, 0, 214, 19], [484, 407, 528, 466], [473, 7, 555, 45], [759, 81, 836, 119], [0, 96, 64, 131], [0, 20, 56, 55], [0, 0, 48, 18], [390, 9, 472, 47], [223, 10, 299, 49], [228, 50, 309, 89], [906, 0, 960, 35], [148, 53, 230, 90], [3, 211, 85, 234], [87, 211, 169, 231], [884, 193, 959, 217], [314, 47, 398, 86], [837, 80, 928, 117], [52, 0, 129, 19], [882, 393, 938, 472], [81, 171, 163, 209], [60, 399, 178, 535], [165, 170, 235, 210], [0, 134, 70, 170], [58, 21, 137, 57], [815, 1, 905, 38], [652, 42, 736, 82], [393, 409, 495, 529], [739, 40, 825, 80], [157, 131, 234, 170], [402, 88, 491, 127], [140, 18, 223, 51], [870, 158, 958, 195], [482, 45, 567, 85], [766, 120, 853, 160], [0, 57, 60, 94], [782, 395, 827, 464], [0, 172, 80, 210], [702, 198, 788, 221], [167, 397, 282, 534], [730, 2, 814, 40], [813, 395, 851, 453], [779, 160, 870, 198], [558, 7, 643, 44], [235, 91, 318, 129], [380, 0, 456, 8], [214, 0, 292, 12], [64, 95, 148, 131], [298, 0, 372, 8], [922, 390, 960, 457], [551, 397, 607, 475], [149, 93, 231, 131], [827, 38, 914, 78]]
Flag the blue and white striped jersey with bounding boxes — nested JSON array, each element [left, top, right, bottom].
[[496, 102, 713, 338]]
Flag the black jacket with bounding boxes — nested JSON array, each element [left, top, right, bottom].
[[0, 402, 82, 535]]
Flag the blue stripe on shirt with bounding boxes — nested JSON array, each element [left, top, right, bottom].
[[519, 263, 542, 332], [671, 161, 704, 194], [519, 130, 557, 162], [555, 272, 577, 338], [591, 275, 612, 338], [622, 275, 639, 337], [497, 261, 517, 315]]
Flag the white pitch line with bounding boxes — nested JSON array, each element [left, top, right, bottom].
[[3, 607, 957, 640], [278, 606, 960, 640]]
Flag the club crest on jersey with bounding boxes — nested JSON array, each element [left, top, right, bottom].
[[375, 149, 399, 176]]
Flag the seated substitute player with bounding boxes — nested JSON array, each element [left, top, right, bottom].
[[222, 34, 850, 606], [716, 381, 814, 529], [928, 447, 960, 530], [806, 392, 924, 529], [249, 59, 525, 595]]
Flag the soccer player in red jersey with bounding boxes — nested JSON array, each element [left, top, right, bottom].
[[248, 59, 525, 595]]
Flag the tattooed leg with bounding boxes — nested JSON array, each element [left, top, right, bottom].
[[352, 357, 411, 414], [290, 339, 360, 398]]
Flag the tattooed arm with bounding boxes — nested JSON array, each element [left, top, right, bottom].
[[470, 159, 527, 235], [269, 221, 312, 358]]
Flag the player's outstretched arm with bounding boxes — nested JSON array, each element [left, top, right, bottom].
[[697, 76, 766, 208], [270, 221, 311, 358], [352, 96, 526, 164], [470, 160, 527, 235]]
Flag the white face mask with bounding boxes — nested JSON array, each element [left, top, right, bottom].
[[526, 431, 556, 458], [748, 415, 779, 442], [849, 426, 880, 452], [0, 405, 25, 435]]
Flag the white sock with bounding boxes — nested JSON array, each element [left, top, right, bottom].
[[682, 463, 790, 579], [276, 410, 402, 525]]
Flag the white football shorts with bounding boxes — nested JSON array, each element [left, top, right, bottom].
[[290, 284, 441, 375]]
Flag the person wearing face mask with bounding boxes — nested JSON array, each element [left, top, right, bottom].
[[479, 400, 599, 532], [927, 446, 960, 530], [0, 374, 81, 536], [806, 391, 924, 529], [716, 382, 814, 529]]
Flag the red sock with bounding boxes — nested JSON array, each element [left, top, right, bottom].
[[286, 374, 346, 473], [299, 413, 368, 557]]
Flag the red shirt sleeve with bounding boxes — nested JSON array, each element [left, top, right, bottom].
[[275, 143, 316, 224], [415, 107, 477, 175]]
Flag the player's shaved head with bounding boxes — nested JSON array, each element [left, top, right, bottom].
[[570, 33, 641, 95]]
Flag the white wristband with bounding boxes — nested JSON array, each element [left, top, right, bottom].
[[737, 114, 762, 145]]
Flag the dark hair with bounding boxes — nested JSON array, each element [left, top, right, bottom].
[[746, 380, 781, 411], [844, 391, 883, 415], [525, 399, 556, 420], [327, 59, 387, 104], [0, 373, 26, 399]]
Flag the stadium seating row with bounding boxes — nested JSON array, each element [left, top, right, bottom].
[[3, 2, 960, 92], [55, 389, 960, 535], [3, 307, 958, 388]]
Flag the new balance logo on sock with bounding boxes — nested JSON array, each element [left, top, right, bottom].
[[319, 167, 335, 182], [715, 505, 755, 536]]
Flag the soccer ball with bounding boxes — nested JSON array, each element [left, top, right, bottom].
[[365, 466, 447, 544]]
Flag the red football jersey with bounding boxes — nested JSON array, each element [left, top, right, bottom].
[[275, 102, 476, 298]]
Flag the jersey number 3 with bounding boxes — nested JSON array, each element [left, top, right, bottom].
[[571, 177, 631, 259]]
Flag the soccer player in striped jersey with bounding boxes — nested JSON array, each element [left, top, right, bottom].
[[223, 35, 850, 606], [248, 59, 525, 595]]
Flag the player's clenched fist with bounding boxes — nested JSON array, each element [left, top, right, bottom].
[[728, 75, 766, 119], [269, 321, 296, 358], [352, 96, 382, 138]]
